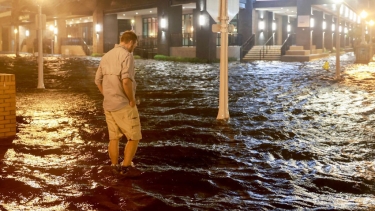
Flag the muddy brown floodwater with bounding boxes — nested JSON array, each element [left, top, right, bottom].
[[0, 53, 375, 210]]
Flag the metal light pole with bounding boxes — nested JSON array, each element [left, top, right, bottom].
[[37, 3, 45, 89], [335, 2, 341, 80], [217, 0, 229, 120]]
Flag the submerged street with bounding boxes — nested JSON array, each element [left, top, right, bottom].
[[0, 53, 375, 210]]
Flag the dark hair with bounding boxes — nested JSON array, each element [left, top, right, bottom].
[[120, 30, 138, 44]]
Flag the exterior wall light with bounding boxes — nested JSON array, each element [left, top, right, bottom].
[[160, 15, 167, 31], [95, 24, 101, 34], [259, 20, 265, 31], [199, 14, 205, 26]]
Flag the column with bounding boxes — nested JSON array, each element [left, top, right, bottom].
[[93, 8, 104, 54], [238, 0, 253, 44], [103, 14, 118, 53], [55, 18, 66, 54], [195, 0, 216, 62], [0, 74, 16, 139], [296, 0, 312, 50], [324, 14, 333, 51], [313, 10, 323, 50]]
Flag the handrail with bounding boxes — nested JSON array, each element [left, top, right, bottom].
[[240, 34, 255, 62], [260, 35, 274, 59], [281, 33, 296, 56]]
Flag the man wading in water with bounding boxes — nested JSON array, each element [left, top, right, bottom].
[[95, 30, 142, 178]]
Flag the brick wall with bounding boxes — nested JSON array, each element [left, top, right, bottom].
[[0, 74, 16, 139]]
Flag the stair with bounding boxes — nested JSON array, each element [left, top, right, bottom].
[[242, 45, 282, 61]]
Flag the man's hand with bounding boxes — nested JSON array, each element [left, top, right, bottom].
[[129, 100, 136, 107]]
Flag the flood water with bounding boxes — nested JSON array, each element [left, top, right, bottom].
[[0, 53, 375, 210]]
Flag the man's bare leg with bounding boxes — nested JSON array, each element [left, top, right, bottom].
[[122, 139, 139, 166], [108, 139, 120, 165]]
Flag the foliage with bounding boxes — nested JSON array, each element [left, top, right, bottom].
[[91, 53, 105, 57]]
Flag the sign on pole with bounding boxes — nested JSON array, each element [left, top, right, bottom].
[[207, 0, 239, 22]]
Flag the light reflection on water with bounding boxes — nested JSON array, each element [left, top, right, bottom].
[[0, 53, 375, 210]]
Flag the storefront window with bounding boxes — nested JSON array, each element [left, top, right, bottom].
[[143, 17, 158, 38], [182, 14, 194, 46]]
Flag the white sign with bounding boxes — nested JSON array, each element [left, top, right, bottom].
[[298, 15, 310, 27], [207, 0, 239, 23]]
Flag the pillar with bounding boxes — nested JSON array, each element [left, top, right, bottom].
[[325, 14, 333, 51], [0, 74, 16, 139], [296, 0, 312, 50], [238, 0, 253, 44], [313, 10, 323, 50], [195, 0, 216, 62], [55, 18, 66, 54], [157, 0, 172, 56], [103, 14, 118, 53], [93, 8, 104, 54]]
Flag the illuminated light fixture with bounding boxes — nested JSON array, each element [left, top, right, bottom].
[[323, 21, 326, 30], [14, 28, 18, 34], [199, 14, 205, 26], [361, 10, 368, 19], [287, 24, 291, 32], [26, 30, 29, 37], [332, 24, 335, 31], [95, 24, 101, 33], [259, 20, 265, 31], [160, 16, 167, 30], [272, 22, 276, 31]]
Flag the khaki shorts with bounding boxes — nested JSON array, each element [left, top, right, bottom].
[[105, 105, 142, 141]]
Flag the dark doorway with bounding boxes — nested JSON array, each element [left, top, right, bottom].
[[118, 19, 132, 38]]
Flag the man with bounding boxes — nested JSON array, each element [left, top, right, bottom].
[[95, 30, 142, 178]]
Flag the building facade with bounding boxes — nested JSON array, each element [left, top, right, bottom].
[[0, 0, 372, 61]]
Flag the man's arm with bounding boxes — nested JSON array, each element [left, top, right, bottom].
[[97, 83, 103, 95], [122, 78, 136, 107]]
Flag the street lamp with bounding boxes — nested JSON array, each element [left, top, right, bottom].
[[335, 0, 343, 80], [360, 10, 368, 45], [36, 0, 45, 89]]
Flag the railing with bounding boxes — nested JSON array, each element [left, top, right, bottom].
[[240, 34, 255, 62], [134, 36, 158, 59], [216, 33, 243, 46], [281, 34, 296, 55], [137, 36, 157, 49], [260, 35, 274, 59], [61, 38, 91, 55]]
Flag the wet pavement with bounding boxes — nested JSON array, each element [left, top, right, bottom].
[[0, 53, 375, 210]]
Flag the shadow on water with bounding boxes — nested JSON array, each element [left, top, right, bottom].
[[0, 53, 375, 210]]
